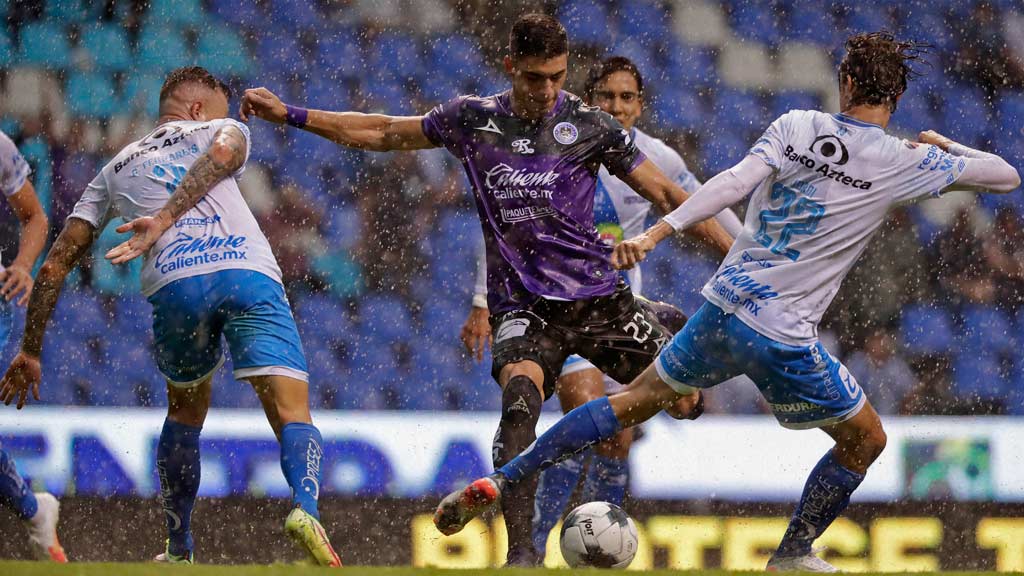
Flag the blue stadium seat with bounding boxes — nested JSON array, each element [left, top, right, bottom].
[[616, 0, 672, 46], [427, 34, 484, 79], [79, 24, 132, 72], [320, 207, 362, 251], [730, 4, 782, 46], [940, 85, 991, 146], [557, 0, 611, 46], [996, 94, 1024, 131], [786, 9, 837, 45], [898, 13, 955, 52], [663, 42, 718, 87], [713, 89, 766, 133], [0, 28, 13, 65], [361, 76, 410, 113], [257, 34, 308, 74], [18, 22, 71, 68], [304, 74, 352, 111], [900, 304, 955, 356], [43, 0, 97, 23], [145, 0, 205, 26], [136, 28, 191, 75], [196, 26, 252, 77], [605, 38, 657, 77], [844, 5, 894, 34], [700, 131, 749, 175], [55, 290, 109, 341], [208, 0, 264, 26], [770, 91, 820, 119], [121, 74, 164, 117], [420, 74, 462, 104], [650, 88, 705, 132], [952, 353, 1008, 403], [269, 0, 323, 30], [295, 294, 353, 343], [960, 305, 1014, 354], [370, 33, 424, 80], [314, 27, 363, 79], [357, 294, 413, 342], [890, 96, 937, 134]]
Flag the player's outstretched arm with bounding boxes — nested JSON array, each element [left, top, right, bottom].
[[919, 130, 1021, 193], [613, 155, 773, 270], [620, 158, 734, 255], [0, 218, 95, 409], [239, 87, 434, 152], [2, 179, 48, 306], [106, 125, 248, 265]]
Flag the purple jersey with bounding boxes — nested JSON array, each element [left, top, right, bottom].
[[422, 90, 646, 313]]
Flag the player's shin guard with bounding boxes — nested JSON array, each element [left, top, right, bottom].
[[581, 454, 629, 506], [0, 449, 37, 520], [156, 419, 202, 557], [498, 397, 622, 484], [775, 450, 865, 558], [280, 422, 324, 521], [494, 375, 543, 564], [531, 454, 584, 556]]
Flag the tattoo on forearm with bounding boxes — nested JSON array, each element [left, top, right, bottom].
[[162, 127, 246, 222]]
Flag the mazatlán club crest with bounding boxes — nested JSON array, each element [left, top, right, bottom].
[[553, 122, 579, 145]]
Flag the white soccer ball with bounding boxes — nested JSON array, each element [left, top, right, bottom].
[[559, 501, 638, 569]]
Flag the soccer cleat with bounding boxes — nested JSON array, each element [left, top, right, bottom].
[[434, 475, 504, 536], [767, 549, 838, 572], [24, 493, 67, 563], [505, 544, 542, 567], [284, 506, 342, 567], [154, 540, 194, 564]]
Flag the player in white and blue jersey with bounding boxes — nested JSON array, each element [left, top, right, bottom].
[[436, 33, 1021, 571], [0, 130, 65, 562], [0, 68, 340, 566], [459, 56, 743, 559]]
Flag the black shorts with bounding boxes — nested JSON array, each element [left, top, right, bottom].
[[490, 283, 683, 398]]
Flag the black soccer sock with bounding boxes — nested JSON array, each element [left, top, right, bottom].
[[493, 375, 543, 564]]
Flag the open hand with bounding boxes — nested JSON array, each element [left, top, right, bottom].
[[612, 234, 657, 270], [0, 352, 42, 409], [460, 306, 492, 363], [240, 87, 287, 124], [0, 265, 33, 306], [105, 215, 170, 264]]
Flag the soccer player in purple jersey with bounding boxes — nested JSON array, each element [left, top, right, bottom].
[[241, 14, 732, 565]]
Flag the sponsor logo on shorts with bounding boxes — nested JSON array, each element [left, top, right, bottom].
[[495, 318, 530, 343]]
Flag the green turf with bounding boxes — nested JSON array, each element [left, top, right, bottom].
[[0, 563, 1003, 576]]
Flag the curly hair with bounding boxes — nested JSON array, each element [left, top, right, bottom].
[[838, 32, 929, 113]]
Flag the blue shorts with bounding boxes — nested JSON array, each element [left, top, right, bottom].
[[148, 270, 308, 388], [655, 302, 865, 429]]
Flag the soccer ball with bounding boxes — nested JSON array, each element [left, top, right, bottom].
[[559, 501, 638, 569]]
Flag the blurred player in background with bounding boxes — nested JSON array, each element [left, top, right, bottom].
[[0, 130, 63, 562], [0, 67, 341, 566], [458, 55, 744, 559], [435, 32, 1021, 572], [240, 14, 733, 565]]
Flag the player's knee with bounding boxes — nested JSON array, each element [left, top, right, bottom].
[[863, 426, 887, 464], [501, 375, 543, 427]]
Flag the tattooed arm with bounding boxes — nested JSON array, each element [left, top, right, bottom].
[[1, 218, 95, 408], [105, 125, 249, 264]]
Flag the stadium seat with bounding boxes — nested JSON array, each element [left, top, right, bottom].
[[890, 95, 938, 135], [843, 5, 894, 34], [785, 8, 836, 46], [320, 207, 362, 252], [357, 294, 413, 343], [712, 88, 767, 133], [604, 38, 657, 80], [296, 294, 353, 344], [729, 3, 782, 46], [65, 73, 119, 119], [662, 42, 719, 87], [650, 87, 705, 132], [718, 42, 775, 90], [269, 0, 324, 30], [426, 34, 484, 79], [952, 353, 1008, 404], [940, 85, 992, 146], [314, 26, 364, 79], [616, 0, 673, 46], [208, 0, 265, 26], [17, 22, 71, 69], [770, 91, 820, 119], [776, 43, 834, 93], [256, 33, 308, 74], [369, 33, 424, 80], [996, 94, 1024, 131], [557, 0, 613, 46], [144, 0, 205, 26], [121, 74, 163, 117], [136, 28, 191, 75], [0, 27, 12, 65], [670, 0, 730, 47], [700, 131, 750, 175], [196, 25, 252, 77], [959, 306, 1015, 354], [899, 304, 955, 356], [43, 0, 96, 23], [79, 24, 132, 72]]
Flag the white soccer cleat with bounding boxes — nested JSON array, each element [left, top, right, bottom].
[[24, 493, 67, 562], [767, 549, 838, 572], [154, 539, 194, 564]]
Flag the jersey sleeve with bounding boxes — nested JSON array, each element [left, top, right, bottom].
[[747, 113, 792, 171], [222, 119, 251, 177], [660, 144, 702, 192], [889, 142, 969, 203], [0, 132, 30, 197], [69, 170, 115, 230], [421, 96, 467, 153], [601, 126, 646, 177]]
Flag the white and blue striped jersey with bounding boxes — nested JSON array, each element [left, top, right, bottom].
[[703, 110, 969, 345]]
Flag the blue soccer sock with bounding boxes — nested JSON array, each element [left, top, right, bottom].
[[581, 454, 629, 506], [775, 450, 865, 558], [280, 422, 324, 521], [531, 454, 585, 555], [499, 397, 622, 484], [0, 448, 38, 520], [156, 419, 202, 556]]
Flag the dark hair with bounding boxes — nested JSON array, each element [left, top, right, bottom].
[[159, 66, 232, 105], [584, 56, 644, 101], [509, 13, 568, 60], [838, 32, 928, 113]]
